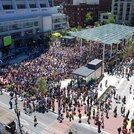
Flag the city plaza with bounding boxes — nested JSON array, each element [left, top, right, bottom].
[[0, 23, 134, 134]]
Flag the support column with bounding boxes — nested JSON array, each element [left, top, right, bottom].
[[80, 38, 82, 46], [45, 0, 50, 7], [116, 43, 118, 52], [102, 43, 105, 74], [0, 0, 3, 11], [25, 0, 30, 9], [12, 0, 17, 10], [110, 44, 112, 59], [35, 0, 40, 8]]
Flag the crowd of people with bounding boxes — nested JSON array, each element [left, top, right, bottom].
[[0, 39, 134, 134]]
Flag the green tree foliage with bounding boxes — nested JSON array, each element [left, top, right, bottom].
[[61, 29, 68, 36], [122, 41, 134, 59], [71, 27, 78, 32], [95, 21, 100, 27], [84, 12, 93, 25], [77, 25, 82, 31], [106, 15, 115, 24], [34, 77, 48, 96]]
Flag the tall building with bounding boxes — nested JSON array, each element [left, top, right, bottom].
[[73, 0, 99, 5], [0, 0, 67, 59], [63, 2, 99, 27], [99, 0, 112, 12], [53, 0, 73, 6], [111, 0, 134, 25]]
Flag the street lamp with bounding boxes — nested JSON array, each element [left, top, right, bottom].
[[14, 98, 23, 134], [57, 82, 62, 122]]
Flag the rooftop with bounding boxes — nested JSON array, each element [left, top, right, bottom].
[[72, 66, 94, 77], [69, 23, 134, 45], [88, 59, 102, 65]]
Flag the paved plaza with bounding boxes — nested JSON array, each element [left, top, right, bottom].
[[0, 72, 134, 134]]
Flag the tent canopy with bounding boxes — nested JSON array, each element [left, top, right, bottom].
[[0, 109, 16, 125], [72, 66, 94, 77], [69, 24, 134, 45]]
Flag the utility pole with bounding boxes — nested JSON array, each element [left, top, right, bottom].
[[14, 96, 23, 134]]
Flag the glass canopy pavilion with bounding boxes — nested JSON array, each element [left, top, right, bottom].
[[69, 23, 134, 72], [69, 24, 134, 45]]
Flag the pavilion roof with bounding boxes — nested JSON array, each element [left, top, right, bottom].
[[69, 24, 134, 45]]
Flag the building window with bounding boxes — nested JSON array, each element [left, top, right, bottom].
[[34, 21, 39, 26], [29, 4, 36, 8], [9, 23, 22, 30], [103, 16, 108, 19], [3, 5, 13, 10], [23, 22, 33, 28], [17, 4, 25, 9], [0, 26, 8, 32], [40, 4, 46, 7], [54, 24, 61, 30]]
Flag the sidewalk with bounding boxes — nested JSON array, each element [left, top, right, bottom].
[[40, 119, 74, 134]]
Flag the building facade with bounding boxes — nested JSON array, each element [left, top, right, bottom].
[[73, 0, 99, 5], [0, 0, 68, 59], [99, 0, 112, 12], [100, 12, 114, 24], [111, 0, 134, 25], [63, 3, 99, 27], [53, 0, 73, 6]]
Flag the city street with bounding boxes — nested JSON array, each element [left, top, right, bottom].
[[0, 92, 108, 134], [0, 74, 134, 134]]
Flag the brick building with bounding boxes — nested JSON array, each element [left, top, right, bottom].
[[63, 3, 99, 27], [99, 0, 112, 12], [54, 0, 73, 6]]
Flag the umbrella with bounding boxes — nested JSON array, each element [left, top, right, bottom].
[[51, 33, 62, 38]]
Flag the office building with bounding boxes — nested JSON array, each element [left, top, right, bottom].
[[0, 0, 67, 59], [111, 0, 134, 25], [53, 0, 73, 6]]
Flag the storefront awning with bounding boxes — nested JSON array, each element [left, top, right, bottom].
[[0, 109, 16, 125]]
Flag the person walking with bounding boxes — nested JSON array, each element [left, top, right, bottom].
[[129, 85, 132, 94], [105, 80, 108, 87], [34, 115, 38, 127], [117, 127, 121, 134], [9, 99, 13, 109], [114, 106, 117, 118]]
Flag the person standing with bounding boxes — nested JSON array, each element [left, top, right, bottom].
[[114, 106, 117, 118], [34, 115, 38, 127], [9, 99, 13, 109], [105, 80, 108, 87], [129, 85, 132, 94], [117, 127, 121, 134]]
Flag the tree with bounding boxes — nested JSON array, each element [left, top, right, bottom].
[[122, 41, 134, 59], [71, 27, 78, 32], [106, 15, 115, 24], [77, 25, 82, 31], [34, 77, 48, 96], [84, 12, 93, 26], [61, 29, 68, 36], [95, 21, 100, 27]]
